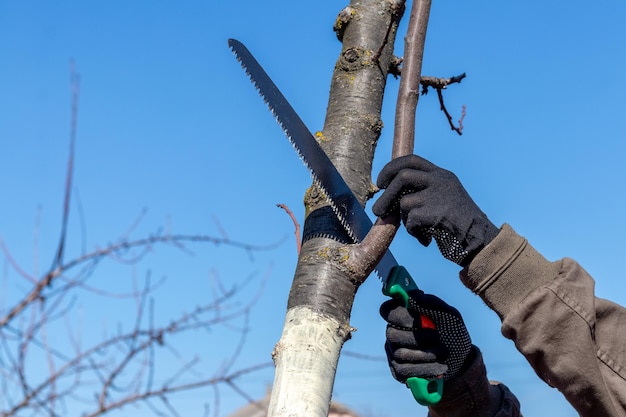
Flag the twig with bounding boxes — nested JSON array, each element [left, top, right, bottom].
[[3, 283, 267, 416], [421, 73, 466, 135], [51, 60, 80, 271], [458, 104, 466, 132], [38, 301, 56, 411], [435, 89, 464, 135], [276, 204, 301, 254], [0, 238, 36, 284], [371, 2, 405, 71], [82, 363, 274, 417], [420, 73, 466, 90], [211, 215, 230, 241], [118, 208, 148, 243]]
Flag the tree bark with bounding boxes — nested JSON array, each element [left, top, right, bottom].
[[267, 1, 415, 416]]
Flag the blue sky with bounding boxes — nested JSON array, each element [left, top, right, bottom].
[[1, 1, 625, 416]]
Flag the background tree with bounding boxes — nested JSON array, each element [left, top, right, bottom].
[[0, 68, 275, 417]]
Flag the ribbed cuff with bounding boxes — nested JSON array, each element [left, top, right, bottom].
[[460, 224, 561, 320], [461, 216, 500, 267]]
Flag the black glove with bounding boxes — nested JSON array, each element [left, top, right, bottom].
[[372, 155, 499, 266], [380, 290, 472, 382]]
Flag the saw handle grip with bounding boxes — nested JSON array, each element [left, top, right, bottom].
[[382, 266, 444, 406]]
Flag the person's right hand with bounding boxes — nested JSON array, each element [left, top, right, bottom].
[[380, 289, 473, 382], [372, 155, 499, 266]]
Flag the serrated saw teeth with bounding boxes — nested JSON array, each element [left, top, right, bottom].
[[229, 38, 398, 283], [310, 178, 359, 243], [230, 40, 353, 244]]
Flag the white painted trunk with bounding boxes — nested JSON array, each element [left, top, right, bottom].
[[267, 306, 352, 417]]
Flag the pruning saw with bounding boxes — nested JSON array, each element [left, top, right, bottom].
[[228, 38, 443, 407]]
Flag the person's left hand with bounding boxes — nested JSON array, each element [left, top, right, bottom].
[[372, 155, 499, 266]]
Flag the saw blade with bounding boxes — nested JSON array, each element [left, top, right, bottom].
[[228, 38, 398, 282]]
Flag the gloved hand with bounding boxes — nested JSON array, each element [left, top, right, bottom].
[[372, 154, 499, 266], [380, 289, 472, 382]]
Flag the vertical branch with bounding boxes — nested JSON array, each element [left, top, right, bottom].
[[51, 60, 80, 271], [38, 300, 57, 410], [393, 0, 432, 158], [348, 0, 432, 276]]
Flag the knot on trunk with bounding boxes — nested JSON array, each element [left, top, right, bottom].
[[336, 47, 374, 72]]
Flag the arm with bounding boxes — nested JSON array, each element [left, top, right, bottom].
[[462, 224, 626, 417], [374, 155, 626, 417]]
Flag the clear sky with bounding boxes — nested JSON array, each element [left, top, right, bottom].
[[1, 1, 625, 416]]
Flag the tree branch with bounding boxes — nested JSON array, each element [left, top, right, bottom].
[[0, 232, 279, 331], [422, 73, 467, 135], [346, 0, 432, 282], [276, 204, 301, 254], [51, 60, 80, 272], [393, 0, 432, 158]]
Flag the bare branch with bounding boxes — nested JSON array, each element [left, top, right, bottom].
[[392, 0, 432, 158], [81, 363, 273, 417], [371, 2, 405, 70], [276, 204, 301, 254], [1, 278, 271, 416], [346, 0, 432, 282], [421, 73, 467, 135], [0, 238, 36, 284], [0, 233, 279, 330], [435, 89, 464, 135], [420, 73, 466, 90], [51, 60, 80, 271]]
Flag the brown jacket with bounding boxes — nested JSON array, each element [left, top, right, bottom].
[[447, 223, 626, 416]]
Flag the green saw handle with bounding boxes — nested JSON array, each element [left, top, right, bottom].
[[382, 266, 444, 407]]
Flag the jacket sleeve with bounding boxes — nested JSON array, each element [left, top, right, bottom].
[[460, 224, 626, 417], [427, 346, 521, 417]]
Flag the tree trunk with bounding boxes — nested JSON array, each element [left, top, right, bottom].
[[267, 1, 406, 416]]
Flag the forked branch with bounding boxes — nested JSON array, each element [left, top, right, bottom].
[[422, 74, 467, 135]]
